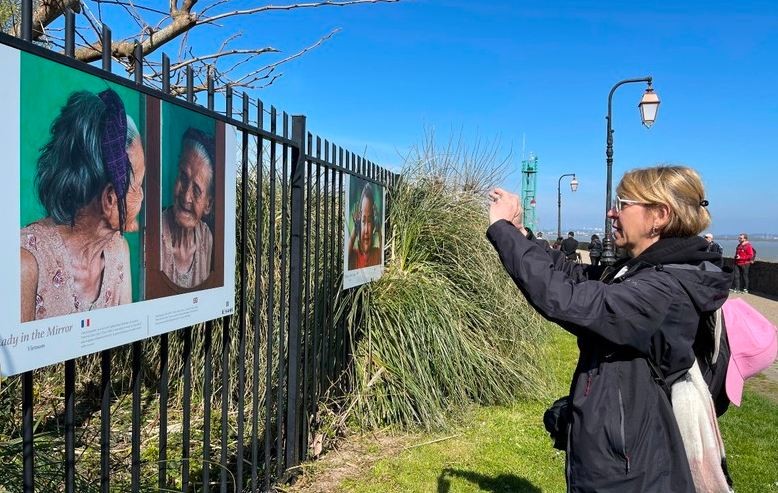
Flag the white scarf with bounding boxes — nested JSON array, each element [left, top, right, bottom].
[[671, 360, 733, 493]]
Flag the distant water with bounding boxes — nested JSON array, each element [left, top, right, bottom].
[[717, 239, 778, 262]]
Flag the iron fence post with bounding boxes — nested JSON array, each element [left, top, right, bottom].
[[286, 115, 307, 467]]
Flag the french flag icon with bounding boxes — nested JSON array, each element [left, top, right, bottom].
[[81, 318, 90, 328]]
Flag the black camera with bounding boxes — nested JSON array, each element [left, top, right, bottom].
[[543, 396, 571, 451]]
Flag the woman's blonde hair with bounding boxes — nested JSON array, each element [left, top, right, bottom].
[[617, 165, 710, 237]]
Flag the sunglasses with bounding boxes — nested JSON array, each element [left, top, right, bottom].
[[611, 195, 649, 213]]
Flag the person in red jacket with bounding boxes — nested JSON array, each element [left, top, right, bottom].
[[733, 233, 755, 293]]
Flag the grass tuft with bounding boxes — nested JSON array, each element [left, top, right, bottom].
[[341, 136, 553, 430]]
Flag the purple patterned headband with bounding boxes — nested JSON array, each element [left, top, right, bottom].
[[98, 89, 130, 198], [98, 89, 131, 232]]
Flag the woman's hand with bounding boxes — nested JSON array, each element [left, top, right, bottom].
[[488, 188, 524, 230]]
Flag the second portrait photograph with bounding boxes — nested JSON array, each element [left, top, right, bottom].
[[144, 100, 226, 299]]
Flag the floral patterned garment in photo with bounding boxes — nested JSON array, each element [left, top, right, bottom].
[[160, 207, 213, 288], [21, 219, 129, 320]]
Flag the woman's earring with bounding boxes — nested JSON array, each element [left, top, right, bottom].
[[651, 225, 658, 237]]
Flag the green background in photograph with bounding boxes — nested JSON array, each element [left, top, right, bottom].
[[348, 175, 384, 248], [19, 52, 146, 302], [161, 101, 215, 209]]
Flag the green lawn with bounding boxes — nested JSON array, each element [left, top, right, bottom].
[[293, 330, 778, 493], [719, 391, 778, 492], [338, 402, 567, 493], [328, 393, 778, 493]]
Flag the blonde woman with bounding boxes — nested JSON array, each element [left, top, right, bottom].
[[487, 166, 731, 492]]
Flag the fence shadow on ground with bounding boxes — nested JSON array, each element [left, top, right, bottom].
[[437, 468, 541, 493]]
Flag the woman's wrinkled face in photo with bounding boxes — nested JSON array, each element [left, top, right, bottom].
[[123, 138, 146, 233], [359, 194, 375, 252], [173, 147, 213, 230]]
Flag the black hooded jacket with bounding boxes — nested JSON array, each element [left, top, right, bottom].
[[487, 221, 732, 493]]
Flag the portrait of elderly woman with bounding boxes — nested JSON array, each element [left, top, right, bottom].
[[20, 89, 145, 322], [347, 179, 383, 271], [160, 128, 216, 288]]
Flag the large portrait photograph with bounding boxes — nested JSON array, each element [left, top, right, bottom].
[[19, 53, 146, 323], [343, 174, 385, 289], [0, 44, 236, 376]]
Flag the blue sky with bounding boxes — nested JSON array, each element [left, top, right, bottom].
[[100, 0, 778, 234]]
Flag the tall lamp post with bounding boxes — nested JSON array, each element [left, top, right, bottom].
[[557, 173, 579, 241], [600, 77, 661, 266]]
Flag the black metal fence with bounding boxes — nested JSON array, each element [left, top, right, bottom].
[[1, 5, 396, 492]]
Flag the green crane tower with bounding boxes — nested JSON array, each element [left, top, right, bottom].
[[521, 153, 539, 232]]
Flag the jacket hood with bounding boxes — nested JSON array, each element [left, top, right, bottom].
[[616, 236, 732, 313]]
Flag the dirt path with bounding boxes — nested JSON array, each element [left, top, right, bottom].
[[284, 432, 417, 492]]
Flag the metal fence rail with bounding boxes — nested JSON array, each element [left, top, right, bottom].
[[0, 2, 397, 491]]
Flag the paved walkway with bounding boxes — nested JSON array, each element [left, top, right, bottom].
[[575, 249, 778, 386]]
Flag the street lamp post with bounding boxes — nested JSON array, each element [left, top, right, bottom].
[[557, 173, 579, 241], [600, 77, 661, 266]]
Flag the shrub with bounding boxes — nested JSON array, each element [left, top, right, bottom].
[[342, 137, 553, 429]]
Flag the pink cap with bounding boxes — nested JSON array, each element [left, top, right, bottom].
[[724, 298, 778, 407]]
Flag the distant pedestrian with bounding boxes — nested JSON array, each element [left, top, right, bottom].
[[560, 231, 579, 261], [588, 234, 602, 266], [536, 231, 550, 250], [703, 233, 723, 257], [553, 236, 563, 250], [733, 233, 755, 293]]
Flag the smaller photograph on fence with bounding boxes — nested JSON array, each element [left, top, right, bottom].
[[343, 174, 385, 289], [144, 100, 226, 299], [0, 43, 237, 377]]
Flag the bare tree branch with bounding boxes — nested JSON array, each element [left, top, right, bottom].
[[257, 72, 282, 89], [178, 29, 190, 59], [161, 27, 337, 95], [12, 0, 82, 39], [9, 0, 400, 93], [230, 28, 339, 86], [169, 47, 279, 71], [199, 0, 231, 17], [165, 68, 281, 97], [220, 52, 259, 76], [114, 2, 146, 33], [201, 0, 399, 24], [75, 8, 197, 61], [182, 0, 197, 12], [92, 0, 170, 17], [215, 31, 241, 55]]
